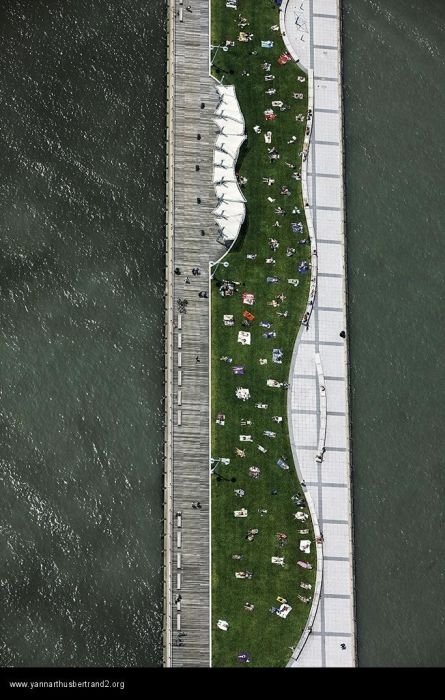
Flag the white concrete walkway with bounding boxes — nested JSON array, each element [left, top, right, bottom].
[[283, 0, 356, 667]]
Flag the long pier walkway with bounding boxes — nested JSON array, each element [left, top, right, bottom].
[[164, 0, 221, 668]]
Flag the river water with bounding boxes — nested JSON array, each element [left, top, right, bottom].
[[343, 0, 445, 667], [0, 0, 166, 666]]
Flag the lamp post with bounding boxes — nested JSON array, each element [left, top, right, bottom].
[[210, 44, 229, 67], [210, 457, 236, 482], [209, 259, 229, 280], [213, 471, 236, 483]]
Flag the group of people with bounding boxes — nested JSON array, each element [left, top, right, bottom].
[[175, 267, 208, 308], [212, 7, 316, 645]]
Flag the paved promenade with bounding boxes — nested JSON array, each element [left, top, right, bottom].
[[164, 0, 221, 667], [282, 0, 356, 667]]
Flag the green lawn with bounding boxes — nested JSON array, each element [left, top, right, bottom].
[[210, 0, 317, 668]]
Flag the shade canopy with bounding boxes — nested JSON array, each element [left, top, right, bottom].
[[213, 84, 247, 245]]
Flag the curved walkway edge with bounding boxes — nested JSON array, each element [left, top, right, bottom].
[[283, 0, 357, 667], [285, 65, 323, 665]]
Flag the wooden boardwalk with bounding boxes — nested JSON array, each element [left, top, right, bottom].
[[164, 0, 222, 668]]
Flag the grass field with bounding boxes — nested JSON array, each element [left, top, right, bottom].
[[210, 0, 317, 667]]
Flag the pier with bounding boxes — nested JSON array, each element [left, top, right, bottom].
[[163, 0, 220, 667], [164, 0, 355, 668]]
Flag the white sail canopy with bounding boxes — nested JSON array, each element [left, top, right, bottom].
[[213, 166, 237, 184], [214, 117, 245, 136], [215, 134, 245, 160], [213, 85, 247, 245], [215, 181, 245, 203]]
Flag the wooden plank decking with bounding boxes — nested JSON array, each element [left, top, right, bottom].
[[164, 0, 222, 668]]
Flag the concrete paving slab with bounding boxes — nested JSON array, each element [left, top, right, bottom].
[[322, 484, 349, 521], [313, 0, 337, 16], [313, 16, 339, 48]]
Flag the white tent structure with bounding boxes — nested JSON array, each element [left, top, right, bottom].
[[213, 85, 247, 246], [214, 118, 244, 136], [213, 200, 245, 245], [215, 180, 244, 203], [215, 134, 245, 159], [213, 152, 236, 170]]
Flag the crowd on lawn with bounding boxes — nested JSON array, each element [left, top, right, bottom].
[[213, 5, 317, 664]]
